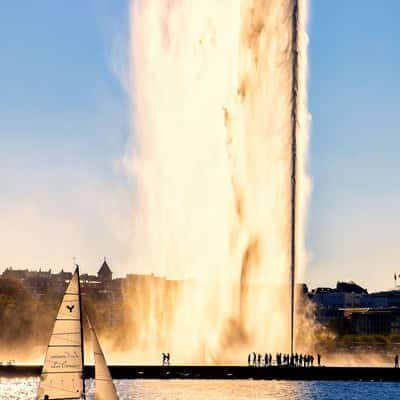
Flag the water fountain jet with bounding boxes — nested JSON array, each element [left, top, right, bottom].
[[126, 0, 311, 362]]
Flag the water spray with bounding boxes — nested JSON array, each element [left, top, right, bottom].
[[129, 0, 310, 362]]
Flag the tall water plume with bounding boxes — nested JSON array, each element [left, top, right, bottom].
[[126, 0, 310, 362]]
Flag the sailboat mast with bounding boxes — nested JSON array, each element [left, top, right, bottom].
[[76, 265, 86, 399]]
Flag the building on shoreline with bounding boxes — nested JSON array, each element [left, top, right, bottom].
[[0, 261, 187, 351], [3, 265, 400, 339], [308, 281, 400, 335], [0, 261, 183, 329]]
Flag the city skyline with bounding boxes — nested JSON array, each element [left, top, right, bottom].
[[0, 1, 399, 292]]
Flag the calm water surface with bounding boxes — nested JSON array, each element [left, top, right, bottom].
[[1, 378, 399, 400]]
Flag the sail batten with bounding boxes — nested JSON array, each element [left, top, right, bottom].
[[37, 270, 84, 400]]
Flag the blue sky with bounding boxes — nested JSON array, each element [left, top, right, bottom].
[[0, 1, 399, 291], [307, 0, 400, 291], [0, 1, 131, 274]]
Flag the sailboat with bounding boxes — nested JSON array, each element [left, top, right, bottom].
[[37, 266, 119, 400], [88, 317, 119, 400]]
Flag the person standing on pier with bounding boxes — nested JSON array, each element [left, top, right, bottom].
[[318, 353, 321, 367], [269, 354, 272, 366], [264, 353, 268, 366], [395, 354, 399, 368], [248, 353, 251, 366], [253, 352, 257, 366]]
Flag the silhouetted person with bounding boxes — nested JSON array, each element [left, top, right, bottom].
[[167, 353, 170, 365], [248, 353, 251, 366], [318, 353, 321, 367], [253, 352, 257, 366], [44, 396, 49, 400], [162, 353, 166, 366], [269, 354, 272, 366], [395, 354, 399, 368], [311, 355, 314, 367], [295, 353, 299, 366], [264, 353, 268, 366], [257, 353, 261, 367]]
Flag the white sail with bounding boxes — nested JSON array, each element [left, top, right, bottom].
[[37, 270, 84, 400], [88, 318, 118, 400]]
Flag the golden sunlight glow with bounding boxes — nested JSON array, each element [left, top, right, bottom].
[[127, 0, 310, 362]]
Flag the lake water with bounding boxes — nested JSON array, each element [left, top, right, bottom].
[[1, 378, 399, 400]]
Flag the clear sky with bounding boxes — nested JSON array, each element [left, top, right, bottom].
[[0, 1, 399, 292], [307, 0, 400, 291]]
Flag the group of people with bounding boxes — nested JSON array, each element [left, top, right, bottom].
[[247, 352, 322, 367], [160, 352, 399, 368], [276, 353, 321, 367], [161, 353, 171, 366], [247, 352, 273, 367]]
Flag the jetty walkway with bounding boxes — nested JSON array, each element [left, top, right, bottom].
[[1, 365, 400, 381]]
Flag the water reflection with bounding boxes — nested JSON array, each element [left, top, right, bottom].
[[1, 378, 400, 400]]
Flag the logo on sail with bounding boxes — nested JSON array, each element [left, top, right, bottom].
[[66, 304, 74, 313]]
